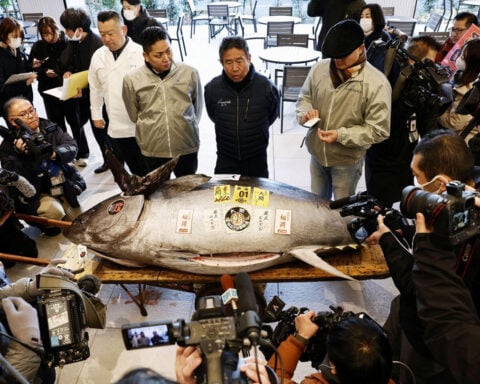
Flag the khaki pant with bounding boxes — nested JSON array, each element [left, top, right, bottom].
[[37, 194, 82, 222]]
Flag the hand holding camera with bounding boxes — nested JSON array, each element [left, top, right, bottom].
[[2, 296, 41, 346]]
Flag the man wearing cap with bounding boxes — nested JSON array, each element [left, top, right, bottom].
[[296, 19, 391, 200]]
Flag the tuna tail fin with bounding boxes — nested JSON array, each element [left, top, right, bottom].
[[105, 149, 179, 197], [289, 246, 356, 281]]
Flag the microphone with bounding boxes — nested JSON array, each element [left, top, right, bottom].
[[221, 274, 238, 313], [13, 118, 36, 136], [329, 191, 369, 210], [235, 272, 262, 346]]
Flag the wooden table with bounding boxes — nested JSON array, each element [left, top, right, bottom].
[[66, 244, 389, 315]]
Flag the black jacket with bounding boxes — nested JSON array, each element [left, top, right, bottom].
[[204, 65, 279, 161], [0, 118, 83, 211], [122, 6, 165, 44], [0, 45, 33, 110], [28, 32, 67, 92], [413, 234, 480, 384], [59, 30, 102, 74]]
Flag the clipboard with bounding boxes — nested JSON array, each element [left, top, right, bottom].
[[43, 70, 89, 100], [3, 72, 37, 86]]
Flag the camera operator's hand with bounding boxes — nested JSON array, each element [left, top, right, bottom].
[[240, 356, 272, 384], [295, 310, 319, 340], [2, 296, 41, 346], [365, 215, 391, 245], [13, 138, 28, 154], [175, 346, 202, 384], [415, 212, 433, 234], [27, 259, 75, 297]]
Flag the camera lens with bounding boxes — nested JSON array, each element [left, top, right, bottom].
[[400, 185, 448, 228]]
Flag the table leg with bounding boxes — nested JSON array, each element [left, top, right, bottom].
[[120, 283, 148, 316]]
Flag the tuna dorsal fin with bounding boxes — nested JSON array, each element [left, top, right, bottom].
[[105, 149, 179, 196], [289, 246, 355, 281]]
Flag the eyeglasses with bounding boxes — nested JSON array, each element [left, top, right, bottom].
[[450, 27, 467, 34], [9, 107, 37, 118]]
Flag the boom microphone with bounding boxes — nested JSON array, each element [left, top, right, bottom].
[[235, 272, 262, 345], [220, 274, 238, 313]]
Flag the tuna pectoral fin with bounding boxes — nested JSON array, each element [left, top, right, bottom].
[[289, 246, 356, 281], [105, 149, 179, 197]]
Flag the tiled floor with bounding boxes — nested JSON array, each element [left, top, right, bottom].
[[4, 23, 399, 383]]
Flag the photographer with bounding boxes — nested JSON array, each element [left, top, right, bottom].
[[367, 130, 480, 383], [0, 259, 74, 383], [267, 311, 393, 384], [412, 213, 480, 384], [0, 97, 86, 235]]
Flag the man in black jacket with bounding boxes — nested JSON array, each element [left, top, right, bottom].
[[0, 97, 85, 235], [204, 36, 279, 178]]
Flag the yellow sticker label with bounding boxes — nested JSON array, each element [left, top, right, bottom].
[[252, 187, 270, 207], [214, 185, 231, 203], [233, 185, 251, 204]]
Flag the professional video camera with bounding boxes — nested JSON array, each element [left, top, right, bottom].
[[384, 39, 452, 118], [121, 272, 264, 384], [260, 296, 381, 370], [35, 273, 106, 367], [401, 180, 480, 246], [329, 192, 414, 244], [0, 120, 52, 160]]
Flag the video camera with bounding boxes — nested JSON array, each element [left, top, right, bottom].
[[401, 180, 480, 246], [35, 273, 105, 367], [121, 272, 264, 384], [386, 39, 452, 118], [329, 192, 413, 244], [0, 121, 52, 161], [260, 296, 381, 370]]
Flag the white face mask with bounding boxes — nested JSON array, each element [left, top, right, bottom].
[[123, 9, 137, 21], [68, 28, 82, 42], [8, 37, 22, 49], [360, 18, 373, 34], [455, 56, 466, 71]]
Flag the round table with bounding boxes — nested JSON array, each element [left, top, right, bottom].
[[258, 46, 320, 65], [258, 16, 302, 24], [212, 1, 242, 9]]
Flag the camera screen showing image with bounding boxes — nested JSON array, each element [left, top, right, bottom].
[[122, 321, 174, 350]]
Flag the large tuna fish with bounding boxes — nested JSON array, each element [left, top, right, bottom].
[[64, 153, 356, 278]]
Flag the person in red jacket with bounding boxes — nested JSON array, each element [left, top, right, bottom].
[[268, 311, 395, 384]]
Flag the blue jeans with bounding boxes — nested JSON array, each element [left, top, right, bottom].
[[310, 156, 363, 200]]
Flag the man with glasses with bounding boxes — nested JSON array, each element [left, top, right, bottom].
[[435, 12, 478, 63], [0, 97, 84, 236]]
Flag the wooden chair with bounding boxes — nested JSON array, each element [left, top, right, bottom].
[[381, 6, 395, 16], [418, 31, 450, 45], [387, 20, 417, 36], [424, 12, 443, 32], [186, 0, 209, 39], [269, 7, 293, 16], [21, 12, 43, 45], [168, 14, 187, 61], [207, 4, 232, 42], [280, 66, 311, 133], [265, 21, 294, 48], [147, 9, 168, 29]]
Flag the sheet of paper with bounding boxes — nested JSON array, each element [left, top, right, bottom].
[[41, 70, 89, 100], [3, 72, 36, 86]]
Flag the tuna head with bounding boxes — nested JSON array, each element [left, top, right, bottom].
[[64, 194, 145, 252]]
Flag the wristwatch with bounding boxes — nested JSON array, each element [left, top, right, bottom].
[[293, 332, 309, 345]]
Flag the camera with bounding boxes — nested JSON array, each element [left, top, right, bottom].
[[0, 123, 53, 161], [121, 273, 263, 384], [401, 181, 480, 245], [331, 193, 413, 244], [260, 296, 381, 370]]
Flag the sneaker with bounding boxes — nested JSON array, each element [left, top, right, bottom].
[[76, 158, 88, 167], [94, 163, 109, 174]]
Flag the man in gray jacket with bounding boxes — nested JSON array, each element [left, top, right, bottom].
[[122, 27, 203, 176], [296, 19, 391, 200]]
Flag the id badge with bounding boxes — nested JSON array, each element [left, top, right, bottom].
[[50, 170, 65, 186], [51, 185, 64, 196]]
